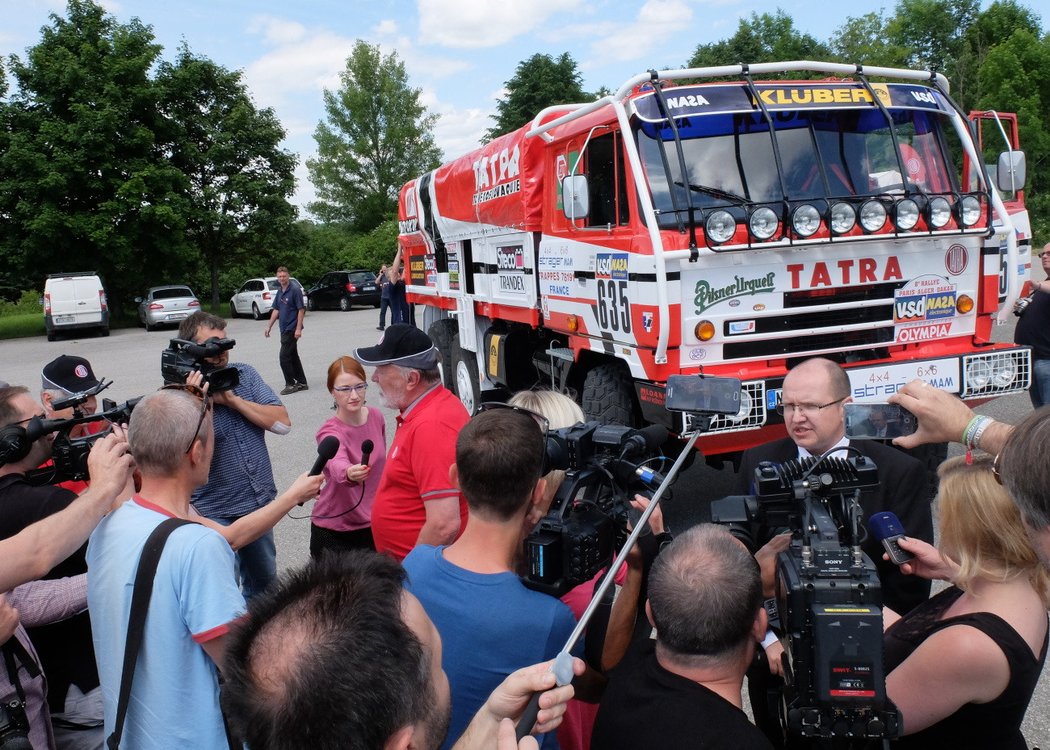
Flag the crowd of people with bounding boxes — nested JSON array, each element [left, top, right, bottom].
[[3, 253, 1050, 750]]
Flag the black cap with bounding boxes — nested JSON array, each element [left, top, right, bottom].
[[353, 324, 438, 369], [41, 355, 103, 395]]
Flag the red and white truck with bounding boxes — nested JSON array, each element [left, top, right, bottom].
[[396, 60, 1032, 459]]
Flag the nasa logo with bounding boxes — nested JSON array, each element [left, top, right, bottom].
[[945, 244, 967, 276], [596, 253, 629, 280]]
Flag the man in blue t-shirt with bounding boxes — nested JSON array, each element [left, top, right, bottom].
[[403, 408, 602, 749], [264, 265, 308, 394]]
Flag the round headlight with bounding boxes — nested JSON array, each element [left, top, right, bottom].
[[959, 195, 982, 227], [749, 207, 779, 240], [695, 320, 716, 341], [705, 210, 736, 245], [792, 204, 821, 237], [830, 202, 856, 234], [894, 199, 920, 231], [859, 199, 887, 232], [928, 196, 952, 229], [990, 356, 1017, 388], [966, 358, 991, 390], [729, 389, 753, 424]]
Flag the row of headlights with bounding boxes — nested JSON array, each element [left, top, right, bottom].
[[704, 194, 984, 246]]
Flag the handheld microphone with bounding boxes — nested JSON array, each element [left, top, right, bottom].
[[310, 436, 340, 476], [867, 511, 914, 565], [360, 439, 374, 467]]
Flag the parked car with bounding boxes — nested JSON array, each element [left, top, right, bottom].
[[230, 277, 308, 320], [307, 270, 381, 311], [136, 285, 200, 331], [43, 272, 109, 341]]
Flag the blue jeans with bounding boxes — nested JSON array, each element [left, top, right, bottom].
[[214, 519, 276, 600], [1031, 358, 1050, 408]]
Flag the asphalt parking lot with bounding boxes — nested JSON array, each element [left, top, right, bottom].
[[1, 308, 1046, 747]]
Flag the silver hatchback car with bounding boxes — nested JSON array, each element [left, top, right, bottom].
[[137, 285, 200, 331]]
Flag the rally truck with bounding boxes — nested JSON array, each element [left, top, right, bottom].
[[396, 60, 1032, 460]]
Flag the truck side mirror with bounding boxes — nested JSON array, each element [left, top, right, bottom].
[[996, 150, 1026, 193], [562, 175, 590, 221]]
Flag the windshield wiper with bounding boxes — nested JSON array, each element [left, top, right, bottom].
[[673, 180, 748, 205]]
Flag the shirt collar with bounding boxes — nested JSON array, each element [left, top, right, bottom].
[[797, 435, 850, 461]]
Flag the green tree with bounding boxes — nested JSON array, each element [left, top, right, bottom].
[[485, 53, 587, 141], [830, 12, 911, 68], [886, 0, 979, 79], [687, 11, 832, 75], [308, 41, 440, 232], [0, 0, 188, 308], [954, 0, 1043, 111], [157, 46, 300, 307]]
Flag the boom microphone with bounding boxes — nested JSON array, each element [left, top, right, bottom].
[[310, 436, 340, 476], [360, 439, 374, 467], [867, 511, 914, 565]]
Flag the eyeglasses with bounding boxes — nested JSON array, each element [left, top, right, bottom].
[[333, 383, 368, 395], [775, 396, 847, 417], [1040, 251, 1050, 258], [161, 383, 212, 454]]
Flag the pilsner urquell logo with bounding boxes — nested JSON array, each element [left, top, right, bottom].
[[694, 273, 776, 314]]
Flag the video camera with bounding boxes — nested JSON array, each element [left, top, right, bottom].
[[160, 337, 239, 392], [522, 422, 668, 597], [25, 395, 140, 483], [712, 454, 900, 742]]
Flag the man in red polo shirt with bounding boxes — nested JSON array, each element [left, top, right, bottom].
[[354, 324, 470, 560]]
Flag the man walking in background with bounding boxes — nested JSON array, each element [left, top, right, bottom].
[[264, 266, 308, 395]]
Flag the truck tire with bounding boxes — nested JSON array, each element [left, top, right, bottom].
[[582, 362, 638, 427], [428, 319, 457, 391], [451, 334, 481, 415]]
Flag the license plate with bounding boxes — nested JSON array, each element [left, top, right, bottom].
[[362, 285, 376, 291], [166, 313, 187, 320], [54, 315, 75, 324]]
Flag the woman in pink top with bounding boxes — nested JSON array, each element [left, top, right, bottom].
[[312, 356, 387, 557]]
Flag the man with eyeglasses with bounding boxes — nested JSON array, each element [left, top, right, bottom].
[[354, 324, 469, 560], [0, 385, 135, 750], [736, 357, 932, 748], [178, 311, 290, 600], [1014, 242, 1050, 408]]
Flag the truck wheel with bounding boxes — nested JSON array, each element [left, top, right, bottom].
[[428, 319, 457, 391], [452, 335, 481, 415], [582, 362, 638, 427], [251, 303, 263, 321]]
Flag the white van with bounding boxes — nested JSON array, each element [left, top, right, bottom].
[[44, 272, 110, 341]]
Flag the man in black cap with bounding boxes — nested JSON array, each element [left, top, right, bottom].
[[353, 324, 470, 560], [40, 355, 108, 434]]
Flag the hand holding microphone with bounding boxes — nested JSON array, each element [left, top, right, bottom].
[[346, 439, 374, 484], [297, 436, 340, 506], [867, 511, 914, 566]]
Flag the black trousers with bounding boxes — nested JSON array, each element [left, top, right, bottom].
[[279, 330, 307, 386], [378, 297, 390, 327]]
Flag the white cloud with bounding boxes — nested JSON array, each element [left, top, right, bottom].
[[417, 0, 583, 49], [373, 19, 398, 36], [582, 0, 694, 69], [246, 15, 307, 46]]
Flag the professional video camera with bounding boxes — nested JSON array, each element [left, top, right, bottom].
[[712, 454, 900, 743], [24, 393, 140, 484], [160, 337, 239, 392], [522, 421, 668, 597]]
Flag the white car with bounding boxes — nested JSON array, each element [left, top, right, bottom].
[[229, 277, 308, 320]]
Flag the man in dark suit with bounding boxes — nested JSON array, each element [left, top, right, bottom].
[[737, 357, 933, 747]]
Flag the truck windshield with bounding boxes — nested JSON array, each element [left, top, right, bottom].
[[635, 107, 957, 227]]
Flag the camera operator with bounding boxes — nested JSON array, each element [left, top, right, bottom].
[[736, 358, 933, 747], [177, 311, 291, 600], [0, 386, 135, 749], [591, 524, 773, 749], [39, 355, 108, 494], [402, 407, 603, 750]]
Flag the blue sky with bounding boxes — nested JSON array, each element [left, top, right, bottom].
[[0, 0, 994, 214]]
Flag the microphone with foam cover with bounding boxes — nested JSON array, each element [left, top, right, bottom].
[[310, 436, 340, 476], [360, 439, 374, 467], [867, 511, 914, 565]]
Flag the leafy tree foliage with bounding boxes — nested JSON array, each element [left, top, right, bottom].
[[486, 53, 587, 141], [831, 12, 911, 68], [308, 41, 440, 232], [687, 11, 832, 76], [156, 46, 299, 307], [886, 0, 980, 80], [0, 0, 186, 308]]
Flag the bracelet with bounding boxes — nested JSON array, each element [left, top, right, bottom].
[[964, 416, 993, 450], [971, 418, 994, 451], [961, 415, 982, 447]]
